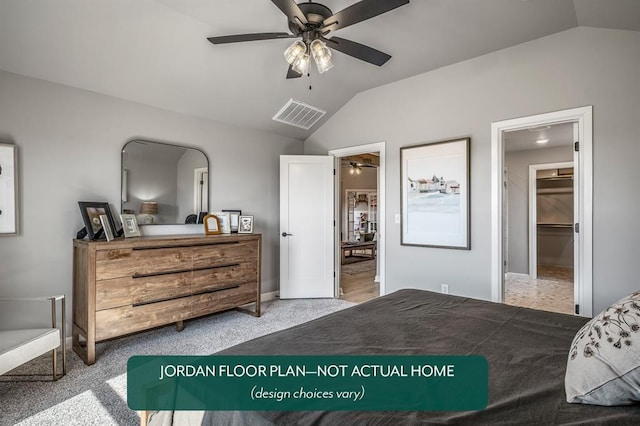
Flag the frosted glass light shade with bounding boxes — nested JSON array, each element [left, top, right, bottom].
[[310, 39, 333, 74], [292, 52, 310, 74], [284, 40, 306, 65]]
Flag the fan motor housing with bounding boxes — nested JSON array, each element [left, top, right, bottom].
[[288, 2, 333, 35]]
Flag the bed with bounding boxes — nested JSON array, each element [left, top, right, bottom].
[[146, 289, 640, 425]]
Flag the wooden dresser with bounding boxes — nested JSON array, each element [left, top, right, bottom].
[[72, 234, 261, 365]]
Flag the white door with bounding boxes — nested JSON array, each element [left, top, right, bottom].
[[280, 155, 334, 298]]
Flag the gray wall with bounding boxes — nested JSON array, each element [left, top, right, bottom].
[[305, 27, 640, 314], [505, 146, 573, 274], [0, 70, 302, 331], [123, 149, 179, 224]]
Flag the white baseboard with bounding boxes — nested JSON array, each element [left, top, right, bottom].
[[261, 291, 279, 302], [374, 275, 380, 283], [505, 272, 530, 280]]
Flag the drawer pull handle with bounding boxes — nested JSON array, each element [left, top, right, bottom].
[[132, 263, 241, 279], [132, 284, 241, 307]]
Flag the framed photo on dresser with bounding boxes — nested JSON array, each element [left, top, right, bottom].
[[78, 201, 119, 240], [120, 213, 140, 237]]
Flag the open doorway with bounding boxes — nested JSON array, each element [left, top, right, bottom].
[[329, 142, 386, 304], [503, 123, 575, 314], [339, 154, 379, 303], [491, 106, 593, 318]]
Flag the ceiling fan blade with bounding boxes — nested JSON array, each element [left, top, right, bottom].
[[323, 0, 409, 32], [207, 32, 295, 44], [286, 64, 303, 79], [325, 36, 391, 66], [271, 0, 308, 29]]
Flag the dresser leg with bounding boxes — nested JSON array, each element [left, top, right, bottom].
[[176, 320, 184, 332]]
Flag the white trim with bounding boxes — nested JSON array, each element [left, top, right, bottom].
[[261, 291, 279, 302], [505, 272, 530, 280], [194, 167, 208, 214], [491, 106, 593, 317], [329, 142, 386, 297], [528, 161, 574, 279]]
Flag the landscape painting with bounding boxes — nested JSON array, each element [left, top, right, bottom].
[[401, 138, 470, 249]]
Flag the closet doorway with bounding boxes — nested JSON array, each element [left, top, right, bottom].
[[503, 123, 576, 315]]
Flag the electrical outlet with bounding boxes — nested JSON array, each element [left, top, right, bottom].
[[441, 284, 449, 294], [395, 214, 401, 224]]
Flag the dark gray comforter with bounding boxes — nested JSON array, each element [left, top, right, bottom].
[[152, 289, 640, 425]]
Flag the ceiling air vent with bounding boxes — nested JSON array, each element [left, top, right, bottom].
[[272, 99, 326, 130]]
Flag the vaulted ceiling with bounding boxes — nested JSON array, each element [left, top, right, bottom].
[[0, 0, 638, 140]]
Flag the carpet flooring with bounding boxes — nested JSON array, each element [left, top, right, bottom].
[[0, 298, 353, 426]]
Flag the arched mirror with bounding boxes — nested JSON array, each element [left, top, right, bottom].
[[121, 140, 209, 225]]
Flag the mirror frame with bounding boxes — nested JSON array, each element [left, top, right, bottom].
[[120, 139, 210, 225]]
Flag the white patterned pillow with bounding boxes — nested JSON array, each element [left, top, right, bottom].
[[565, 290, 640, 405]]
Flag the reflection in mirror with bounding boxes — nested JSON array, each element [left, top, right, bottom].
[[121, 140, 209, 225]]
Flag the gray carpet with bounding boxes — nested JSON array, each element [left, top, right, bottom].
[[0, 298, 353, 426]]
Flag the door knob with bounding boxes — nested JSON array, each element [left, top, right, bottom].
[[282, 232, 293, 237]]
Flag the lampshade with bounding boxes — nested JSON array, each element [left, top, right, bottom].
[[292, 51, 310, 75], [310, 39, 333, 74], [284, 40, 306, 65], [140, 202, 158, 215]]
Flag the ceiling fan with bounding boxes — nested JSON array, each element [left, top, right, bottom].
[[207, 0, 410, 79]]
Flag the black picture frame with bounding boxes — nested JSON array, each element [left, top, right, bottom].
[[400, 137, 471, 250], [197, 211, 208, 224], [78, 201, 119, 240], [222, 209, 242, 233]]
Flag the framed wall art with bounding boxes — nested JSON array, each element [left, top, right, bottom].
[[400, 137, 470, 249], [78, 201, 119, 240], [238, 215, 254, 234], [0, 143, 18, 235]]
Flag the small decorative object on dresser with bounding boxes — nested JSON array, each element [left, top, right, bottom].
[[72, 234, 262, 365], [203, 214, 221, 235], [222, 210, 242, 233], [99, 215, 115, 241], [78, 201, 118, 240], [213, 211, 231, 234], [238, 215, 254, 234], [120, 213, 140, 237]]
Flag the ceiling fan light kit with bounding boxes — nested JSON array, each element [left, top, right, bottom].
[[207, 0, 410, 79]]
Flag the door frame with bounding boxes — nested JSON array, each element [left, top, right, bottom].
[[528, 161, 574, 279], [491, 106, 593, 317], [329, 142, 386, 297]]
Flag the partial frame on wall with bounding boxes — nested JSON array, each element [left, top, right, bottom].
[[400, 137, 471, 249], [0, 143, 18, 235]]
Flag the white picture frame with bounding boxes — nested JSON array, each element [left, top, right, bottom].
[[0, 143, 18, 235], [120, 213, 141, 237], [212, 211, 231, 234], [238, 215, 254, 234], [99, 214, 115, 241]]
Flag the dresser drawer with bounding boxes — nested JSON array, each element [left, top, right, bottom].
[[95, 296, 192, 341], [95, 271, 192, 311], [95, 247, 191, 280], [192, 240, 258, 269], [190, 285, 257, 319], [191, 262, 258, 294]]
